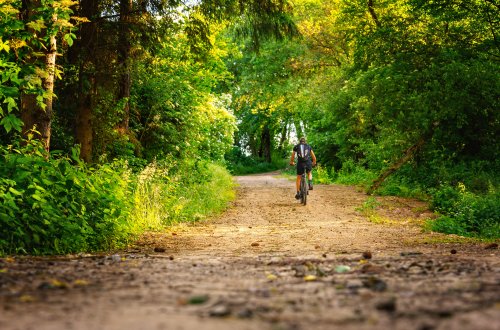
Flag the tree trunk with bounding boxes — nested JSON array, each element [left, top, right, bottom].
[[249, 133, 258, 157], [76, 69, 94, 162], [261, 125, 272, 163], [75, 0, 98, 162], [116, 0, 132, 134], [367, 136, 427, 195], [21, 3, 56, 152], [277, 120, 288, 153]]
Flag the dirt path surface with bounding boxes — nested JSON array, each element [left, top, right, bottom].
[[1, 173, 499, 330]]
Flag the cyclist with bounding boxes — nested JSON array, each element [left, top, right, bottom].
[[289, 137, 317, 200]]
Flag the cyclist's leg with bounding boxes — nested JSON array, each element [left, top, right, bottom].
[[306, 161, 313, 189]]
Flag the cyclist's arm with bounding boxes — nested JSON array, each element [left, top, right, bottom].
[[290, 151, 296, 165], [311, 150, 317, 166]]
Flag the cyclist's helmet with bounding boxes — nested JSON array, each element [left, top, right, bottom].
[[299, 137, 306, 143]]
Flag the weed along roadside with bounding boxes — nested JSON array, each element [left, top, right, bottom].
[[0, 173, 498, 330]]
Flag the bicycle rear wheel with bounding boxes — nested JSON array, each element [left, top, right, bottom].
[[300, 175, 307, 205]]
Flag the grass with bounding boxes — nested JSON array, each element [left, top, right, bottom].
[[414, 234, 490, 245], [130, 160, 236, 231], [168, 163, 236, 223]]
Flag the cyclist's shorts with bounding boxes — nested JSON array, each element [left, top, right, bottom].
[[297, 161, 312, 175]]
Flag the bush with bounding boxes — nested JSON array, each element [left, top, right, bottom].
[[0, 142, 237, 255], [429, 184, 500, 239], [225, 147, 288, 175], [314, 165, 335, 184], [335, 160, 377, 186], [0, 141, 134, 255]]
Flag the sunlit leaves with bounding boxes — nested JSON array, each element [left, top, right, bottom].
[[0, 0, 76, 134], [0, 114, 23, 133]]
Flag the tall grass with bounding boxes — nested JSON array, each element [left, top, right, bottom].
[[130, 159, 235, 228]]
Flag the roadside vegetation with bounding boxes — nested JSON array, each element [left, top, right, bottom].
[[223, 0, 499, 240], [1, 0, 498, 255], [0, 138, 235, 255]]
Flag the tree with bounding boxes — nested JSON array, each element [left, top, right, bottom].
[[0, 0, 75, 149], [59, 0, 297, 161]]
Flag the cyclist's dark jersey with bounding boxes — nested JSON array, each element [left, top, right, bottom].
[[293, 143, 313, 163], [293, 143, 313, 175]]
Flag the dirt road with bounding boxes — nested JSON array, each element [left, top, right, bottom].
[[1, 173, 499, 330]]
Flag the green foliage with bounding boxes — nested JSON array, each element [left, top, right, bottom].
[[313, 165, 336, 184], [0, 140, 236, 255], [429, 185, 499, 239], [129, 30, 236, 162], [0, 140, 134, 255], [226, 38, 308, 163], [356, 196, 382, 213], [225, 147, 288, 174], [129, 157, 235, 230], [0, 0, 76, 137], [165, 160, 236, 224], [335, 160, 377, 186]]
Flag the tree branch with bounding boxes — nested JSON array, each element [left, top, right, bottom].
[[367, 135, 428, 195], [484, 0, 500, 11], [485, 9, 500, 53], [367, 0, 381, 28]]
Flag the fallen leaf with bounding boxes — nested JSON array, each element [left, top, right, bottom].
[[304, 275, 317, 281], [0, 268, 7, 273], [19, 295, 36, 303], [188, 295, 209, 305], [73, 279, 89, 286], [266, 274, 278, 281], [51, 279, 69, 289], [335, 265, 351, 273], [251, 242, 260, 247], [5, 257, 15, 263]]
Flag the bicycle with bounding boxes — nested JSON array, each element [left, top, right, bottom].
[[289, 162, 315, 205]]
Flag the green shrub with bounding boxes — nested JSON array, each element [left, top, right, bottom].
[[0, 141, 134, 255], [129, 158, 235, 228], [314, 165, 335, 184], [225, 147, 288, 175], [429, 184, 500, 239], [0, 141, 237, 255], [335, 160, 377, 186]]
